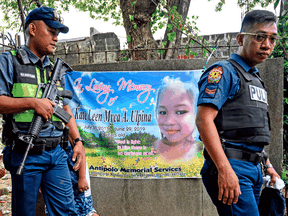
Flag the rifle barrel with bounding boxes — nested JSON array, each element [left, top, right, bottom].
[[16, 138, 34, 175]]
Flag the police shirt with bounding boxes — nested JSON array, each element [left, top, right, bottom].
[[0, 45, 69, 137], [197, 53, 264, 153]]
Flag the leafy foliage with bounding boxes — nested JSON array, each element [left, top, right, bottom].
[[269, 1, 288, 181], [151, 0, 201, 57], [1, 1, 202, 52], [0, 0, 122, 31], [151, 1, 199, 36], [212, 0, 274, 12], [271, 4, 287, 123], [2, 0, 278, 60]]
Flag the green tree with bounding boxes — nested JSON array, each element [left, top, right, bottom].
[[212, 0, 275, 12], [160, 0, 193, 59], [2, 0, 281, 60], [271, 0, 288, 178], [3, 0, 197, 60]]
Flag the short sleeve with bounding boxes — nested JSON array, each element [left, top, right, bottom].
[[197, 60, 240, 110], [0, 52, 14, 96]]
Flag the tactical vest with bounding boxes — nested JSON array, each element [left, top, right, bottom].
[[214, 59, 271, 145], [9, 48, 64, 131]]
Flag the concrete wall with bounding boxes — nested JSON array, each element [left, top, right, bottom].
[[182, 32, 239, 58], [71, 57, 283, 216], [52, 32, 121, 66], [49, 32, 240, 66]]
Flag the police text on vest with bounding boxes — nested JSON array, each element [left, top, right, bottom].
[[249, 85, 267, 104]]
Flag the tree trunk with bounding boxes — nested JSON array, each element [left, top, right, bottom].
[[119, 0, 160, 60], [280, 0, 288, 15], [163, 0, 191, 59], [17, 0, 26, 42]]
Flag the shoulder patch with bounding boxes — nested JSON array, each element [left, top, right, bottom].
[[205, 88, 217, 94], [203, 84, 217, 98], [208, 67, 223, 84]]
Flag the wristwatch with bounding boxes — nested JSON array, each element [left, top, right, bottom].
[[264, 163, 273, 170], [73, 137, 84, 145]]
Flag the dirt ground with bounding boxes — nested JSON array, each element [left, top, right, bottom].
[[0, 151, 11, 216]]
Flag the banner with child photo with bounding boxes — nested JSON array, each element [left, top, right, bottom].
[[65, 70, 203, 179]]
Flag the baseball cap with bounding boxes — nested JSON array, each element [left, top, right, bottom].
[[25, 6, 69, 33]]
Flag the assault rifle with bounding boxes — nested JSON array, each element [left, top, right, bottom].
[[16, 58, 73, 175]]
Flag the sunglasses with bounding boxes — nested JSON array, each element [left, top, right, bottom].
[[241, 32, 279, 45]]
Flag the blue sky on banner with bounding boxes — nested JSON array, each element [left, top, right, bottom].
[[65, 70, 202, 140]]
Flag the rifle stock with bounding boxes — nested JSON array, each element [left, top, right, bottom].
[[16, 58, 73, 175]]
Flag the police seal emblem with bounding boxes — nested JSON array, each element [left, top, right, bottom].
[[207, 67, 223, 84]]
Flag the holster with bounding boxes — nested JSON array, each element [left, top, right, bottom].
[[204, 143, 268, 176], [60, 126, 69, 152]]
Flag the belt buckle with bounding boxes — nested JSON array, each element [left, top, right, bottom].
[[254, 152, 263, 165]]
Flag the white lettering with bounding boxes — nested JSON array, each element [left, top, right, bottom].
[[20, 73, 35, 79], [249, 85, 267, 104]]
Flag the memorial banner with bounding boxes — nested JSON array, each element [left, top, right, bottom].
[[65, 70, 203, 178]]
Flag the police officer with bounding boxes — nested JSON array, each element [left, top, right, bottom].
[[0, 7, 84, 216], [196, 10, 280, 215]]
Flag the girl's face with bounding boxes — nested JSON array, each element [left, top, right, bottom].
[[157, 88, 195, 144]]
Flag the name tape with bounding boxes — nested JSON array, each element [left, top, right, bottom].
[[20, 73, 36, 79]]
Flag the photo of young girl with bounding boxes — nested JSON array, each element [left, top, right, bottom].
[[154, 77, 203, 164]]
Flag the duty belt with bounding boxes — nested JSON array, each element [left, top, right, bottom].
[[204, 146, 267, 165], [37, 137, 62, 148], [12, 136, 62, 155]]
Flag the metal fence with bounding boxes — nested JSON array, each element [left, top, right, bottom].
[[0, 32, 243, 64], [48, 33, 241, 65], [0, 32, 22, 53], [1, 32, 287, 65]]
